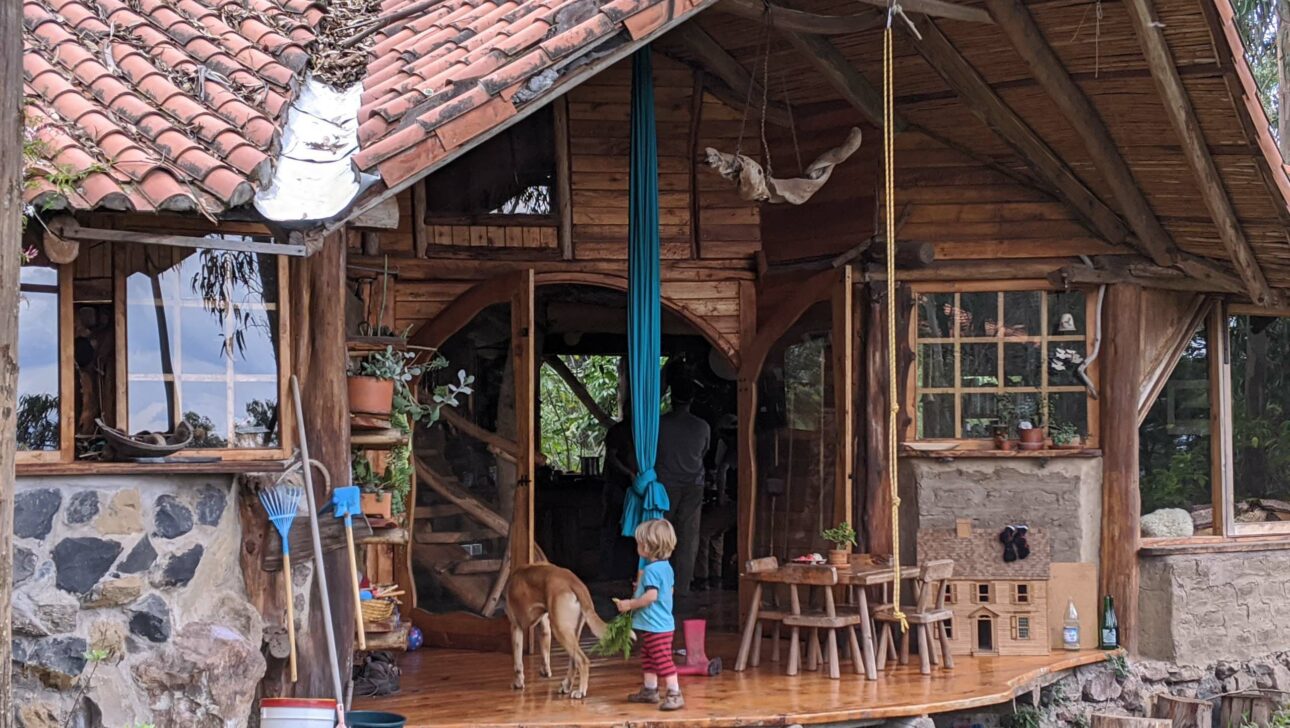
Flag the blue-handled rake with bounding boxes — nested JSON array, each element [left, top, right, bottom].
[[260, 484, 304, 683], [332, 485, 366, 650]]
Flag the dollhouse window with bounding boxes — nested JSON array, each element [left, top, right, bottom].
[[1013, 584, 1030, 604], [910, 285, 1095, 445], [1011, 616, 1031, 640], [974, 583, 991, 603], [943, 583, 956, 604], [943, 618, 954, 639]]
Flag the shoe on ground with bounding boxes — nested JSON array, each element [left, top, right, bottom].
[[627, 687, 660, 703], [660, 690, 685, 711]]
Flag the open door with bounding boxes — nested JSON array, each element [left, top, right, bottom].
[[406, 268, 537, 651], [737, 267, 857, 603]]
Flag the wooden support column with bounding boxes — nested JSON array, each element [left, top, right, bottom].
[[863, 285, 892, 556], [1122, 0, 1274, 306], [0, 0, 22, 711], [553, 98, 573, 261], [287, 232, 355, 696], [510, 270, 536, 569], [1099, 283, 1142, 654], [832, 266, 855, 528]]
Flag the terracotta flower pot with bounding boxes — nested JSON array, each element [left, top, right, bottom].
[[827, 549, 850, 567], [348, 375, 395, 416], [361, 491, 393, 520], [1019, 427, 1046, 451]]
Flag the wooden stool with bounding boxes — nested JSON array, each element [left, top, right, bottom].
[[874, 560, 955, 675]]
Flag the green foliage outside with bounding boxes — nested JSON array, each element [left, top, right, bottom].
[[1232, 0, 1281, 131], [540, 355, 621, 472]]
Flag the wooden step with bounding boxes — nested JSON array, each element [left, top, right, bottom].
[[414, 504, 464, 519], [415, 529, 495, 544], [359, 528, 409, 546], [453, 558, 503, 575], [362, 622, 411, 652]]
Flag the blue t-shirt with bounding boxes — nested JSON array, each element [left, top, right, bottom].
[[633, 559, 675, 633]]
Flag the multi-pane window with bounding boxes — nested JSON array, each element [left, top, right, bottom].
[[912, 286, 1094, 444], [124, 245, 284, 450], [944, 618, 954, 639], [974, 583, 992, 603], [943, 583, 957, 605], [17, 264, 66, 460], [1014, 584, 1030, 604], [1011, 616, 1032, 640]]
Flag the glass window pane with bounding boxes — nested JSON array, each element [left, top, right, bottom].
[[232, 309, 278, 377], [919, 394, 955, 439], [963, 393, 997, 439], [960, 292, 996, 337], [1004, 342, 1042, 387], [1049, 291, 1086, 335], [1048, 342, 1087, 387], [128, 379, 174, 433], [1139, 325, 1211, 533], [1049, 392, 1088, 443], [179, 306, 226, 375], [235, 382, 280, 448], [916, 293, 955, 339], [17, 266, 60, 451], [127, 303, 177, 376], [181, 381, 229, 448], [1003, 291, 1041, 337], [961, 343, 998, 388], [1230, 315, 1290, 507], [918, 344, 954, 389]]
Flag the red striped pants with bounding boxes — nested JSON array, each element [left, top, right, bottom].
[[638, 630, 677, 678]]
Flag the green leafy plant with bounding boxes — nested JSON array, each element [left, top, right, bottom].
[[1108, 653, 1129, 680], [592, 612, 635, 659], [1002, 706, 1041, 728], [994, 393, 1020, 435], [821, 522, 857, 550], [61, 649, 112, 728], [1050, 421, 1080, 446], [353, 346, 425, 382]]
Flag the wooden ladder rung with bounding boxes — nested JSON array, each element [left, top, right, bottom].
[[453, 558, 504, 575], [416, 529, 495, 544]]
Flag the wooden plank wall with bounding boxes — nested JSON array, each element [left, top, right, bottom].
[[363, 52, 762, 360]]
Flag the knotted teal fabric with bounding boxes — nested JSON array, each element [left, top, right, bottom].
[[621, 48, 669, 536]]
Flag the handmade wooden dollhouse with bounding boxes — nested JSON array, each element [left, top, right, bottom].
[[919, 520, 1052, 657]]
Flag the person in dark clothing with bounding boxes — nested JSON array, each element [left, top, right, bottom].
[[599, 410, 636, 580], [656, 380, 710, 595]]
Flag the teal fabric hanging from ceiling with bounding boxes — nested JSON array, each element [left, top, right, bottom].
[[621, 48, 669, 537]]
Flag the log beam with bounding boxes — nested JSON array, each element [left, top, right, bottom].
[[983, 0, 1176, 268], [0, 0, 21, 709], [908, 18, 1134, 250], [659, 23, 792, 127], [1123, 0, 1275, 306], [852, 0, 994, 24], [1099, 284, 1142, 654], [542, 355, 616, 429], [1048, 261, 1242, 295], [782, 32, 900, 131], [716, 0, 885, 34]]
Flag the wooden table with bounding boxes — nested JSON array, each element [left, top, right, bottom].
[[735, 560, 921, 681]]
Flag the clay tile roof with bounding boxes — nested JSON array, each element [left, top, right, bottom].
[[21, 0, 313, 214], [352, 0, 714, 188]]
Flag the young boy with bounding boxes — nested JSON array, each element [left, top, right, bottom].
[[613, 519, 684, 711]]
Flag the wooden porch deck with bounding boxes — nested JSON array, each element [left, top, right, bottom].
[[355, 633, 1112, 727]]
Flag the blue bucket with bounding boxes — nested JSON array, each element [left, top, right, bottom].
[[345, 711, 406, 728]]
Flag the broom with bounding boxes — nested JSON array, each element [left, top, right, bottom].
[[260, 484, 304, 682]]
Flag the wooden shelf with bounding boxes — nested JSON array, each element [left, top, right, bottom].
[[901, 447, 1102, 459], [361, 622, 411, 652], [360, 528, 410, 546], [351, 429, 409, 449], [348, 336, 407, 353], [17, 459, 291, 476]]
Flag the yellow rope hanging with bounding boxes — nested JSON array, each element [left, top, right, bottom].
[[883, 4, 908, 635]]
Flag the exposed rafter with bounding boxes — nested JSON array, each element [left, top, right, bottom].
[[907, 18, 1133, 250], [658, 22, 793, 127], [852, 0, 994, 24], [1122, 0, 1274, 306], [717, 0, 886, 34], [782, 31, 901, 131], [983, 0, 1177, 268]]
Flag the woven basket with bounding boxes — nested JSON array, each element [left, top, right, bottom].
[[361, 598, 395, 623]]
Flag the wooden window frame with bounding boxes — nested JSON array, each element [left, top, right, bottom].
[[113, 243, 294, 462], [1011, 615, 1032, 640], [944, 583, 956, 604], [906, 280, 1100, 449], [15, 264, 75, 465], [973, 582, 991, 604], [1013, 583, 1030, 604]]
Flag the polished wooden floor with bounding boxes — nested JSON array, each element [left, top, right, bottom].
[[355, 633, 1111, 727]]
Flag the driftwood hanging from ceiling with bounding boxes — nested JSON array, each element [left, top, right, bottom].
[[704, 127, 863, 205]]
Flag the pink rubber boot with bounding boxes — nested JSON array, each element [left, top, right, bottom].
[[675, 619, 723, 676]]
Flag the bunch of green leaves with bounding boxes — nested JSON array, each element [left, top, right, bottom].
[[1001, 706, 1041, 728], [539, 355, 621, 472], [821, 521, 857, 549], [354, 346, 426, 382], [1050, 421, 1080, 446], [593, 612, 635, 659]]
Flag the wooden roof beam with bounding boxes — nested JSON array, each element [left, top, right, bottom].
[[782, 31, 902, 131], [1122, 0, 1275, 306], [716, 0, 886, 34], [983, 0, 1177, 268], [852, 0, 994, 24], [908, 18, 1134, 250], [659, 23, 792, 127]]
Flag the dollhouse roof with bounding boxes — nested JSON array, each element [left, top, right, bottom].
[[918, 527, 1052, 581]]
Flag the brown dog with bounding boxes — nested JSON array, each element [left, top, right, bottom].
[[505, 563, 607, 700]]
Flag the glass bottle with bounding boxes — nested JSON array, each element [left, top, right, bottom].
[[1063, 598, 1081, 651], [1100, 595, 1119, 650]]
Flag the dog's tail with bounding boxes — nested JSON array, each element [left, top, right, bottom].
[[572, 580, 608, 638]]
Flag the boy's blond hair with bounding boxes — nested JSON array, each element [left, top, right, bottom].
[[635, 519, 677, 560]]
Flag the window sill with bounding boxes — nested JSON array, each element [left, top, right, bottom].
[[1139, 535, 1290, 557], [16, 459, 291, 477], [900, 447, 1101, 460]]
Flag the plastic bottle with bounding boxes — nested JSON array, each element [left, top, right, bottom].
[[1063, 598, 1081, 650]]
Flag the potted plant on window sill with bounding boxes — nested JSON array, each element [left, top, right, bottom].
[[992, 394, 1019, 451], [1050, 421, 1081, 450], [821, 522, 857, 567]]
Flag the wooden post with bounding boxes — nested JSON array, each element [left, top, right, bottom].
[[832, 266, 854, 528], [553, 98, 573, 261], [1099, 283, 1142, 654], [0, 0, 22, 714], [1151, 694, 1214, 728], [863, 285, 892, 556], [510, 270, 536, 569]]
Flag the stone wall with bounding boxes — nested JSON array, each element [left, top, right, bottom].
[[1140, 547, 1290, 665], [12, 475, 265, 728], [906, 457, 1103, 563]]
